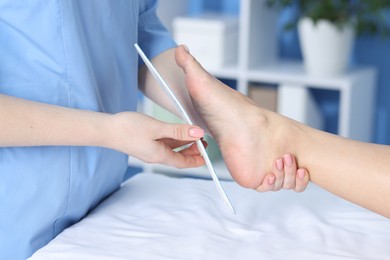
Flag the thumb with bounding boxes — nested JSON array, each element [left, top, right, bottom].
[[158, 123, 204, 141]]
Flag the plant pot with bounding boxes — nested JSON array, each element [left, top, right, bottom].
[[298, 17, 355, 77]]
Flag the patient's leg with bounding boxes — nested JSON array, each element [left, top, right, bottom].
[[175, 45, 302, 189]]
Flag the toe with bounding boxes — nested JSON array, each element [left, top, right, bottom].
[[175, 45, 204, 75]]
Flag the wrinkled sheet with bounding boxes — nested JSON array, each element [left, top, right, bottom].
[[30, 173, 390, 260]]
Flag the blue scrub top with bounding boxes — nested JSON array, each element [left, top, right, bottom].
[[0, 1, 176, 259]]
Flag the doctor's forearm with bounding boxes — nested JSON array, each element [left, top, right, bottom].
[[0, 94, 110, 148]]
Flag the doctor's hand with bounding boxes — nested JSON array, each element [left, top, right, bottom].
[[256, 154, 310, 193], [106, 112, 206, 168]]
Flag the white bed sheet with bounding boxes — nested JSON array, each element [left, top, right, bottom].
[[30, 173, 390, 260]]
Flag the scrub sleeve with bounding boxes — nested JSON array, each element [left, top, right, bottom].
[[0, 1, 176, 259]]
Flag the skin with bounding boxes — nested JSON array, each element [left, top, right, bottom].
[[139, 47, 310, 192], [0, 93, 206, 168], [175, 44, 390, 218], [0, 46, 308, 191]]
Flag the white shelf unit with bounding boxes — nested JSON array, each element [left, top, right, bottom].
[[246, 61, 377, 141], [130, 0, 377, 179]]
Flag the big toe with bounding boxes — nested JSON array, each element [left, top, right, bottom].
[[175, 45, 202, 74], [175, 45, 217, 98]]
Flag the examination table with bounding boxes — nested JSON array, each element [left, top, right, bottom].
[[30, 172, 390, 260]]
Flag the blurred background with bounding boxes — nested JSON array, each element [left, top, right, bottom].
[[158, 0, 390, 145], [127, 0, 390, 179]]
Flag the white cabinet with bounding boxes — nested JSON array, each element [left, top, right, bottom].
[[130, 0, 377, 179]]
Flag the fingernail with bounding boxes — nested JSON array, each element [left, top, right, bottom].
[[276, 159, 283, 170], [183, 44, 190, 53], [268, 176, 275, 185], [297, 169, 305, 179], [284, 154, 293, 166], [189, 127, 204, 138]]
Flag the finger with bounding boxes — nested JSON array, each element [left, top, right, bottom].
[[158, 123, 204, 141], [179, 142, 202, 156], [273, 158, 284, 190], [255, 174, 276, 192], [166, 152, 206, 169], [282, 154, 297, 190], [156, 143, 206, 168], [161, 137, 208, 150], [161, 138, 193, 150], [175, 139, 208, 157], [294, 168, 310, 193]]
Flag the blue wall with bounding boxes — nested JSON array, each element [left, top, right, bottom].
[[189, 0, 390, 144]]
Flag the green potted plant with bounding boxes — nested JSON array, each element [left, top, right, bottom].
[[267, 0, 390, 76]]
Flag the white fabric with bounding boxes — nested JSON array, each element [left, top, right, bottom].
[[30, 173, 390, 260]]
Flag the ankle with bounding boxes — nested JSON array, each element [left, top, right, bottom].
[[273, 112, 305, 157], [258, 107, 303, 157]]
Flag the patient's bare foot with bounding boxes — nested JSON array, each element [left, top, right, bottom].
[[175, 45, 300, 189]]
